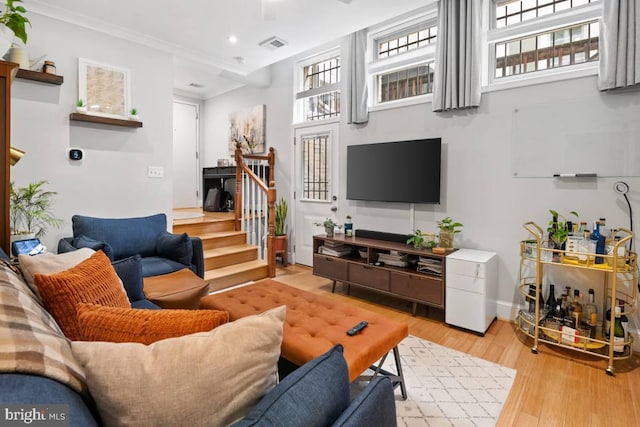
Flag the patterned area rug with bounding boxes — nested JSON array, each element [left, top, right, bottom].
[[377, 335, 516, 427]]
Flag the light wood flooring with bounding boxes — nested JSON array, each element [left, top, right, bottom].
[[272, 264, 640, 427]]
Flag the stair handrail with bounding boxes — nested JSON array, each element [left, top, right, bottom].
[[234, 143, 277, 277]]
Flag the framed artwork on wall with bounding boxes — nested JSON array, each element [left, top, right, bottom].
[[228, 104, 266, 155], [78, 58, 131, 119]]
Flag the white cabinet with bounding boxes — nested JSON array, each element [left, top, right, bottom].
[[446, 249, 498, 335]]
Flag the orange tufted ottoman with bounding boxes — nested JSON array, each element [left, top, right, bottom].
[[199, 279, 408, 398]]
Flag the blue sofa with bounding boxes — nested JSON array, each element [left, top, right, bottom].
[[0, 257, 397, 426], [58, 213, 204, 279]]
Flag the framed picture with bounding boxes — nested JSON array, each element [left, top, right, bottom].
[[228, 104, 266, 155], [78, 58, 131, 119]]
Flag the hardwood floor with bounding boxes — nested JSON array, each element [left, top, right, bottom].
[[272, 264, 640, 427]]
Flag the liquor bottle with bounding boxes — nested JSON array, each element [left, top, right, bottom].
[[552, 302, 564, 323], [546, 284, 557, 311], [613, 306, 625, 355], [583, 288, 598, 322], [571, 289, 583, 328], [618, 299, 629, 334], [604, 305, 612, 339], [591, 221, 605, 264], [528, 284, 536, 314], [589, 312, 597, 339], [591, 220, 601, 241]]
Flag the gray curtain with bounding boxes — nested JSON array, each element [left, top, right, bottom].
[[346, 29, 369, 124], [598, 0, 640, 90], [432, 0, 482, 112]]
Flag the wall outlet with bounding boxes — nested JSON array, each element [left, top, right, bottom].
[[148, 166, 164, 178]]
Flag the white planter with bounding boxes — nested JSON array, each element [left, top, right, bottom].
[[0, 25, 14, 58], [7, 46, 28, 68], [129, 114, 140, 121], [76, 106, 87, 114]]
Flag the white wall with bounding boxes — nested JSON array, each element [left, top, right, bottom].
[[204, 45, 640, 336], [10, 13, 174, 250]]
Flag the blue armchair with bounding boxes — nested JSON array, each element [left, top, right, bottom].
[[58, 214, 204, 279]]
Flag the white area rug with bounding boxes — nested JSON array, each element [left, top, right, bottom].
[[380, 335, 516, 427], [173, 211, 205, 220]]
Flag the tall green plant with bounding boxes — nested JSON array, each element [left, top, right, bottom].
[[10, 180, 63, 237], [0, 0, 30, 44], [274, 197, 287, 236]]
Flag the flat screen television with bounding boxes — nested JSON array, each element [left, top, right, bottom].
[[346, 138, 441, 204]]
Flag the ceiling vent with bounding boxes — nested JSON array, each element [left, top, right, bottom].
[[259, 36, 288, 50], [188, 82, 205, 88]]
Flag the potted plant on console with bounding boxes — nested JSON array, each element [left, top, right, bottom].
[[437, 217, 463, 249], [274, 197, 288, 253], [314, 218, 341, 238], [406, 229, 437, 250], [9, 180, 62, 243]]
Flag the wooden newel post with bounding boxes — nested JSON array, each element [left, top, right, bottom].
[[267, 180, 277, 277], [234, 142, 243, 231]]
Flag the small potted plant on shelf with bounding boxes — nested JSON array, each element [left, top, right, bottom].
[[273, 197, 288, 252], [129, 107, 140, 121], [406, 229, 437, 249], [76, 99, 87, 114], [0, 0, 30, 56], [314, 218, 341, 238], [437, 217, 463, 249], [9, 180, 62, 242]]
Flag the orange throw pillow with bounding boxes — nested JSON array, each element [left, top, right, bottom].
[[77, 303, 230, 344], [34, 251, 130, 340]]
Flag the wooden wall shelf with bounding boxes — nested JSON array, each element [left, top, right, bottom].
[[69, 113, 143, 128], [16, 69, 64, 85]]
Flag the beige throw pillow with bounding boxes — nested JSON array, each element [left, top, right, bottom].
[[71, 306, 286, 427], [18, 248, 95, 297]]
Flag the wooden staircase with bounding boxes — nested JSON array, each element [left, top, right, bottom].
[[172, 210, 269, 292]]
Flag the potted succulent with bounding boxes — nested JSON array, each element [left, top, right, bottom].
[[129, 107, 140, 121], [0, 0, 30, 55], [314, 218, 341, 238], [273, 197, 288, 252], [76, 99, 87, 114], [406, 229, 437, 249], [9, 180, 63, 241], [437, 217, 463, 249]]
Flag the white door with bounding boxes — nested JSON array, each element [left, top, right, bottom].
[[172, 101, 199, 208], [294, 123, 340, 266]]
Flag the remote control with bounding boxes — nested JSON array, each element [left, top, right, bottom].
[[347, 321, 368, 336]]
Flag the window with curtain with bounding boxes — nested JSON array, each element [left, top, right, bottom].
[[294, 51, 341, 123], [367, 7, 438, 107], [490, 0, 601, 82]]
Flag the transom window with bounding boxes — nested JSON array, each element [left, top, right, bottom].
[[301, 134, 330, 201], [496, 0, 596, 28], [295, 53, 341, 123], [377, 24, 437, 59], [495, 20, 599, 78]]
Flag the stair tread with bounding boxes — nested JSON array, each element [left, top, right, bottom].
[[203, 244, 257, 257], [205, 260, 268, 280], [198, 230, 246, 240]]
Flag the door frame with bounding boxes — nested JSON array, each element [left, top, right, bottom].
[[172, 100, 201, 208]]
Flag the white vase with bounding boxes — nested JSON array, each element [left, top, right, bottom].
[[8, 46, 28, 69], [0, 25, 14, 58]]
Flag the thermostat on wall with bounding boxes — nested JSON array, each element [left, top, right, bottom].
[[69, 148, 83, 161]]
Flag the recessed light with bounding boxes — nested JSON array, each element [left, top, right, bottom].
[[227, 35, 238, 44]]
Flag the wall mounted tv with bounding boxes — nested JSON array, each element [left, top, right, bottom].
[[346, 138, 441, 204]]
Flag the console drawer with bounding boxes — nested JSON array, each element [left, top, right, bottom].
[[313, 254, 348, 281], [390, 271, 443, 306], [348, 263, 389, 291]]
